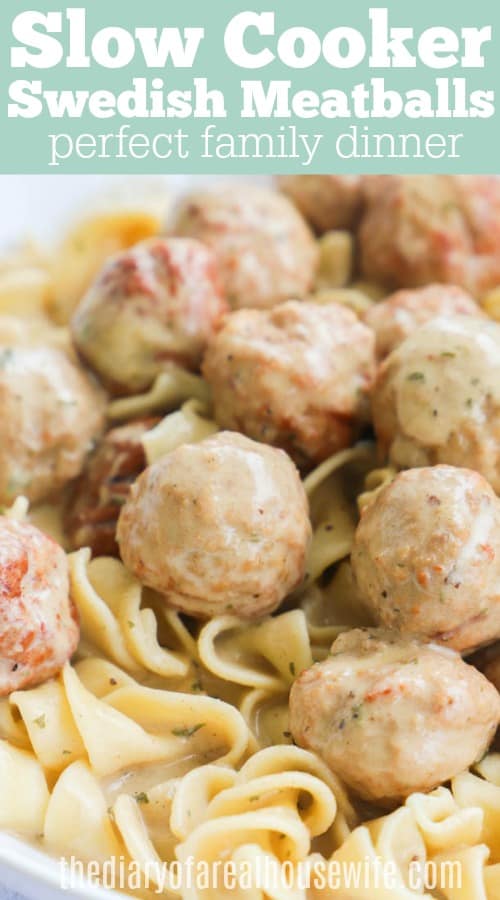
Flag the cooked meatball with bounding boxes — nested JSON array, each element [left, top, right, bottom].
[[289, 628, 500, 805], [0, 345, 105, 505], [72, 237, 228, 394], [372, 316, 500, 491], [364, 284, 481, 360], [351, 466, 500, 653], [117, 431, 311, 619], [359, 175, 500, 295], [202, 301, 376, 468], [0, 518, 79, 695], [173, 185, 318, 310], [64, 418, 158, 558], [277, 175, 363, 232]]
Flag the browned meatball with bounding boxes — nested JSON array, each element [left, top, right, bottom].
[[64, 418, 159, 558], [72, 237, 228, 394], [351, 466, 500, 653], [0, 345, 105, 505], [173, 185, 318, 309], [0, 518, 79, 695], [277, 175, 363, 232], [203, 300, 376, 468], [117, 432, 311, 619], [364, 284, 482, 360], [372, 316, 500, 491], [359, 175, 500, 295], [289, 628, 500, 806]]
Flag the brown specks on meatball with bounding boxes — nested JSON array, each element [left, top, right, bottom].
[[64, 418, 159, 558], [0, 518, 79, 695], [202, 300, 376, 469], [173, 185, 318, 310], [71, 237, 228, 394], [364, 284, 482, 360], [289, 628, 500, 806], [359, 175, 500, 296], [0, 345, 105, 506], [351, 466, 500, 653], [117, 432, 312, 619], [278, 175, 364, 233], [372, 316, 500, 490]]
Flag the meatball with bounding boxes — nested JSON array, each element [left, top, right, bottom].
[[0, 345, 105, 505], [0, 518, 79, 695], [351, 466, 500, 653], [64, 418, 158, 558], [372, 316, 500, 491], [202, 301, 376, 468], [173, 185, 318, 310], [364, 284, 481, 360], [289, 628, 500, 805], [277, 175, 363, 232], [359, 175, 500, 295], [117, 431, 311, 619], [72, 237, 228, 394]]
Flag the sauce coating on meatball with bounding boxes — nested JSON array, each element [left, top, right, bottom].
[[203, 300, 376, 468], [0, 344, 105, 505], [364, 283, 481, 360], [351, 465, 500, 652], [372, 316, 500, 491], [359, 175, 500, 295], [173, 185, 318, 310], [0, 518, 79, 695], [72, 237, 228, 394], [117, 431, 311, 619], [289, 628, 500, 806]]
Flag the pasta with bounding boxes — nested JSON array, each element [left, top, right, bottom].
[[0, 176, 499, 900]]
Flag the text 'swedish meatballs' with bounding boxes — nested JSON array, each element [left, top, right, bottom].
[[0, 518, 79, 695], [117, 432, 311, 619], [351, 466, 500, 653], [372, 316, 500, 491], [173, 185, 318, 310], [277, 175, 363, 233], [72, 237, 228, 394], [203, 301, 376, 469], [0, 345, 105, 506], [289, 629, 500, 806], [364, 284, 481, 361], [359, 175, 500, 295]]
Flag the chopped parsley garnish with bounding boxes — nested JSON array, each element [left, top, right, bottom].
[[172, 723, 205, 738]]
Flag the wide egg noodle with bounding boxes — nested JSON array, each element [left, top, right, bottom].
[[107, 366, 211, 422]]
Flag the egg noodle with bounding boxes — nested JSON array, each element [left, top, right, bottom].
[[0, 192, 499, 899]]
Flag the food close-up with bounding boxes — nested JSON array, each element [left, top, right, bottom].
[[0, 173, 500, 900]]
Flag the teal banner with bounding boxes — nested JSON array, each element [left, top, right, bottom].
[[1, 0, 499, 172]]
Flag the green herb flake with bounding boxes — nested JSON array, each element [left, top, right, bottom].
[[351, 704, 363, 721], [135, 792, 149, 805], [62, 749, 72, 755], [172, 723, 205, 738], [34, 714, 46, 729], [406, 372, 426, 382], [289, 662, 296, 677]]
